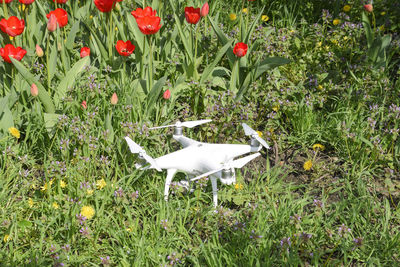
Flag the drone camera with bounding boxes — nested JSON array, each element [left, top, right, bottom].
[[174, 127, 183, 136], [249, 138, 260, 148], [220, 168, 235, 185]]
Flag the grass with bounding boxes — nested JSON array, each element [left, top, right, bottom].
[[1, 0, 400, 266]]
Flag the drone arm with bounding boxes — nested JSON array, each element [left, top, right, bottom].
[[173, 135, 200, 148], [164, 169, 177, 201]]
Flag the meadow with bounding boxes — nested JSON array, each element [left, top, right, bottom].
[[1, 0, 400, 266]]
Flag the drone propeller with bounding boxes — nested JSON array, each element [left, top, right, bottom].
[[190, 153, 261, 182], [149, 119, 212, 130], [124, 137, 162, 171], [242, 123, 270, 149]]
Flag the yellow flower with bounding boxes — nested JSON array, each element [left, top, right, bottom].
[[3, 234, 11, 242], [9, 36, 14, 41], [81, 205, 95, 219], [126, 228, 132, 232], [52, 202, 59, 209], [41, 183, 48, 192], [343, 5, 351, 12], [303, 160, 313, 171], [242, 8, 248, 14], [261, 15, 269, 22], [256, 131, 263, 137], [333, 19, 340, 26], [60, 180, 66, 188], [380, 11, 386, 16], [115, 27, 118, 31], [317, 85, 323, 90], [96, 179, 107, 190], [272, 105, 280, 112], [28, 198, 34, 208], [379, 25, 385, 31], [229, 13, 237, 21], [312, 144, 325, 151], [8, 127, 20, 139], [316, 41, 322, 47], [234, 183, 244, 190], [86, 189, 94, 196]]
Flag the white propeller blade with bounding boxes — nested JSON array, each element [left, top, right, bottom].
[[190, 153, 261, 182], [125, 137, 145, 153], [241, 123, 270, 149], [149, 119, 212, 130]]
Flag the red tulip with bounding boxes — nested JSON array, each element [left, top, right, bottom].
[[131, 6, 157, 19], [52, 0, 67, 3], [115, 40, 135, 56], [233, 42, 248, 57], [0, 0, 13, 3], [136, 16, 162, 35], [110, 93, 118, 105], [94, 0, 116, 13], [81, 100, 87, 109], [31, 83, 38, 96], [80, 47, 90, 58], [46, 8, 68, 28], [200, 2, 209, 17], [0, 44, 27, 63], [19, 0, 35, 4], [185, 7, 201, 24], [0, 16, 25, 37], [363, 4, 373, 13], [163, 89, 171, 100]]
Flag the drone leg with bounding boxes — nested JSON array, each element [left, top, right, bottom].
[[164, 169, 177, 201], [211, 177, 218, 207]]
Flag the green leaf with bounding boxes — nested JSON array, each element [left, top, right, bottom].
[[18, 220, 32, 229], [146, 76, 167, 116], [83, 22, 108, 60], [54, 56, 90, 106], [200, 41, 232, 84], [44, 113, 61, 136], [254, 57, 291, 79], [208, 16, 236, 66], [48, 41, 58, 83], [244, 7, 265, 45], [10, 58, 55, 113], [0, 101, 14, 134], [362, 12, 373, 48], [66, 20, 81, 50], [105, 112, 114, 143]]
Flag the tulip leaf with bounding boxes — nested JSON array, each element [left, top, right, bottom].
[[105, 112, 114, 143], [208, 16, 236, 66], [54, 56, 90, 106], [146, 76, 167, 116], [10, 58, 55, 113], [83, 22, 108, 61], [253, 57, 291, 80], [44, 113, 61, 137], [200, 41, 232, 84], [113, 12, 127, 41], [362, 12, 373, 48], [243, 7, 265, 45], [0, 97, 14, 134], [66, 21, 80, 50]]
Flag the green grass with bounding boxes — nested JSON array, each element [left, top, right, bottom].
[[1, 0, 400, 266]]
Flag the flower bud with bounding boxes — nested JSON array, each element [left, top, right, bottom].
[[47, 14, 57, 32], [81, 100, 87, 109], [163, 89, 171, 100], [35, 45, 44, 57], [363, 4, 373, 13], [200, 2, 209, 17], [30, 83, 38, 97], [110, 93, 118, 105]]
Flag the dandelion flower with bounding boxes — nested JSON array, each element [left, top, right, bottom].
[[52, 202, 59, 209], [8, 127, 20, 139], [81, 205, 95, 219], [303, 160, 313, 171], [312, 144, 325, 151], [96, 179, 107, 190], [60, 180, 66, 188], [380, 11, 386, 16], [234, 183, 244, 190], [242, 8, 248, 14], [86, 189, 94, 196], [256, 131, 263, 137], [332, 19, 340, 26], [343, 5, 351, 12], [229, 13, 237, 21], [41, 182, 48, 192], [3, 234, 11, 242], [28, 198, 34, 208], [261, 15, 269, 22]]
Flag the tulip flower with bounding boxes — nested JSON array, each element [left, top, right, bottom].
[[185, 7, 201, 24], [131, 6, 157, 19], [135, 16, 162, 35], [0, 44, 27, 63], [0, 0, 13, 3], [46, 8, 68, 28], [52, 0, 68, 3], [110, 93, 118, 105], [36, 44, 44, 57], [163, 89, 171, 100], [94, 0, 116, 13], [0, 16, 25, 37], [200, 2, 209, 17], [233, 42, 248, 57], [31, 83, 38, 96], [115, 40, 135, 56], [18, 0, 35, 4], [47, 14, 57, 32], [80, 47, 90, 58], [363, 4, 373, 13]]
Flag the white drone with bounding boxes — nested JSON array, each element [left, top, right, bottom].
[[125, 120, 269, 207]]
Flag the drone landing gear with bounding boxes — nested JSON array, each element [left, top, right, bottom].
[[211, 177, 218, 207], [164, 169, 177, 201]]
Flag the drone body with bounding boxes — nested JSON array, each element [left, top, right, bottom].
[[125, 120, 269, 207]]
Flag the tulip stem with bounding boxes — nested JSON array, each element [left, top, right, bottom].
[[148, 35, 153, 92], [140, 36, 146, 78], [46, 34, 51, 89]]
